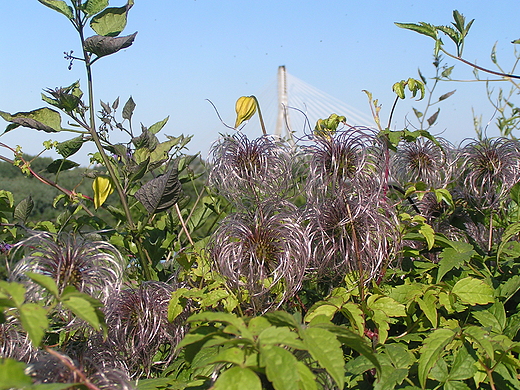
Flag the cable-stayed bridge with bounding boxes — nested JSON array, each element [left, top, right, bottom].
[[239, 66, 375, 140]]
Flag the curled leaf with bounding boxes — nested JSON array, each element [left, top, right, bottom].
[[84, 32, 137, 58], [0, 108, 64, 133]]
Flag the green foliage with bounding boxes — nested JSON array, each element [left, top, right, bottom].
[[2, 3, 520, 390]]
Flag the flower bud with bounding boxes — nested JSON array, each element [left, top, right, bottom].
[[234, 96, 257, 128]]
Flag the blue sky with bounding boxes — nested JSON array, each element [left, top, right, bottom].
[[0, 1, 519, 165]]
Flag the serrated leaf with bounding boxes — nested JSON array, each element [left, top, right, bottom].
[[92, 176, 114, 209], [0, 281, 26, 307], [437, 248, 475, 283], [46, 159, 79, 173], [56, 136, 84, 158], [304, 303, 338, 323], [302, 327, 344, 389], [0, 358, 33, 390], [498, 221, 520, 262], [13, 196, 33, 223], [0, 108, 64, 133], [26, 272, 59, 298], [83, 0, 109, 15], [395, 22, 438, 39], [134, 168, 182, 214], [61, 295, 103, 331], [19, 303, 49, 347], [212, 366, 261, 390], [260, 345, 301, 390], [207, 347, 245, 366], [90, 1, 134, 37], [37, 0, 73, 19], [340, 302, 365, 336], [448, 343, 478, 381], [296, 361, 317, 390], [258, 326, 304, 350], [368, 295, 407, 317], [472, 302, 506, 333], [419, 221, 435, 250], [452, 277, 494, 305], [418, 328, 458, 388], [463, 326, 494, 359], [84, 32, 137, 58], [418, 289, 438, 327]]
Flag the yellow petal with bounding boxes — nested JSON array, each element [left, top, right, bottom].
[[92, 176, 114, 209]]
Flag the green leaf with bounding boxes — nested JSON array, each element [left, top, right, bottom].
[[122, 96, 136, 120], [90, 1, 134, 37], [46, 158, 80, 173], [451, 277, 494, 306], [392, 81, 406, 99], [498, 221, 520, 261], [417, 289, 438, 327], [207, 347, 245, 366], [135, 168, 182, 214], [302, 327, 344, 389], [437, 247, 475, 283], [26, 272, 59, 298], [168, 287, 188, 322], [257, 326, 305, 350], [0, 107, 64, 133], [187, 311, 252, 339], [472, 302, 506, 333], [368, 295, 407, 317], [418, 328, 458, 389], [260, 345, 301, 390], [0, 358, 33, 390], [82, 0, 109, 15], [56, 136, 84, 158], [463, 326, 494, 360], [212, 366, 262, 390], [13, 196, 33, 224], [37, 0, 73, 19], [264, 311, 300, 328], [61, 294, 104, 331], [19, 303, 49, 347], [341, 302, 365, 336], [395, 22, 438, 39], [296, 361, 318, 390], [148, 116, 169, 134], [448, 343, 478, 381], [419, 222, 435, 250], [0, 281, 26, 307], [304, 303, 338, 323]]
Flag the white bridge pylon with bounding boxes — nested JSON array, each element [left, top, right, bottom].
[[245, 66, 375, 140]]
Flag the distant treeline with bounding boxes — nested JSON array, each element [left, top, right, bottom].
[[0, 155, 93, 221]]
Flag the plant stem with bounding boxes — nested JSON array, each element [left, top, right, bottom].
[[73, 6, 153, 279], [442, 49, 520, 80]]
